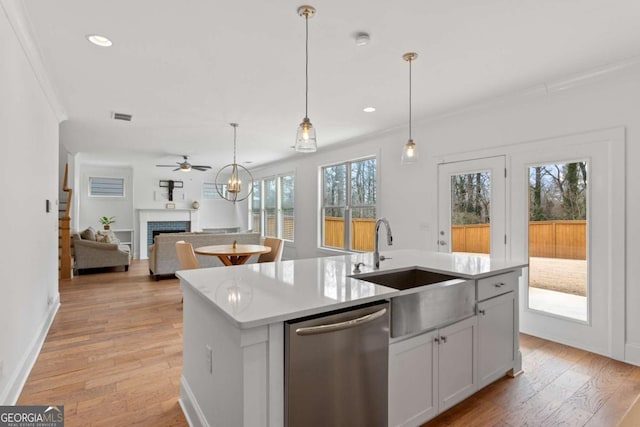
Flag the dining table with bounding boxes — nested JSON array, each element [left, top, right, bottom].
[[194, 244, 271, 266]]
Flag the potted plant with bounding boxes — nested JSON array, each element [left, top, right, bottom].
[[99, 216, 116, 230]]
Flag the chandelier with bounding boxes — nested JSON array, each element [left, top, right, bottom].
[[215, 123, 254, 203]]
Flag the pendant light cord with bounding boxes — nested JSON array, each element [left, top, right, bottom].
[[305, 13, 309, 119], [408, 58, 412, 140], [232, 123, 238, 164]]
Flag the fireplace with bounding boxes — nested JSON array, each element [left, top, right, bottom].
[[137, 209, 199, 260], [147, 221, 190, 247]]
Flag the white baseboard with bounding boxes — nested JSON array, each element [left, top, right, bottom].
[[519, 325, 609, 359], [625, 342, 640, 367], [0, 293, 60, 404], [179, 376, 209, 427]]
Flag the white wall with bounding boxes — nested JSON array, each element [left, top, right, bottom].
[[77, 163, 134, 231], [251, 65, 640, 365], [0, 7, 60, 403]]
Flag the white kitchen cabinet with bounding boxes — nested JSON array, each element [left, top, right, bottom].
[[389, 316, 478, 427], [389, 330, 438, 427], [477, 291, 515, 388], [437, 315, 478, 412]]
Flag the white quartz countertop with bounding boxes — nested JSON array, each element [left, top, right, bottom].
[[177, 249, 527, 329]]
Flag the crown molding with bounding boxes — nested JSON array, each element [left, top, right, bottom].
[[0, 0, 67, 122], [421, 55, 640, 124]]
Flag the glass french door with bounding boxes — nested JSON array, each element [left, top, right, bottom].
[[511, 137, 620, 357], [437, 156, 506, 259]]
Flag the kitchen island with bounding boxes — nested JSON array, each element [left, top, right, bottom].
[[177, 250, 527, 427]]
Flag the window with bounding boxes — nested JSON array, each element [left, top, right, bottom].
[[89, 177, 125, 197], [248, 174, 295, 241], [321, 157, 376, 251], [251, 180, 262, 232], [203, 182, 226, 199]]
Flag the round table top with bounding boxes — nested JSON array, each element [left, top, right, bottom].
[[194, 244, 271, 257]]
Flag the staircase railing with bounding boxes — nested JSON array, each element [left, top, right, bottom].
[[59, 163, 73, 279]]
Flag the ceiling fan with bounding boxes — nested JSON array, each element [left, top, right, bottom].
[[156, 155, 212, 172]]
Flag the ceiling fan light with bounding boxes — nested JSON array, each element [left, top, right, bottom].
[[180, 164, 192, 172], [295, 117, 317, 152], [401, 139, 419, 164]]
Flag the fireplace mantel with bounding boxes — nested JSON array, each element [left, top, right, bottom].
[[137, 209, 200, 259]]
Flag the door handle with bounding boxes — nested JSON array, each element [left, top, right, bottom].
[[295, 308, 387, 336], [438, 240, 447, 246]]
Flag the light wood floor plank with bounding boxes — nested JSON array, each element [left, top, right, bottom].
[[16, 260, 640, 426]]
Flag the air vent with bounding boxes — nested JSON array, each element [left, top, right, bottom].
[[112, 112, 132, 121]]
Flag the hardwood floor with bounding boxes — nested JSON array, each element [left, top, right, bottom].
[[18, 260, 640, 426], [423, 335, 640, 427], [18, 261, 187, 426]]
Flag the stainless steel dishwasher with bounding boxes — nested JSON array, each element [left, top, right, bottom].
[[285, 301, 389, 427]]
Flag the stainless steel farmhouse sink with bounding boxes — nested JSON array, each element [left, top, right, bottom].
[[352, 268, 476, 338], [353, 268, 460, 291]]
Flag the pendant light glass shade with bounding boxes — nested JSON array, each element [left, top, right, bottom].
[[215, 123, 254, 203], [295, 5, 317, 153], [401, 139, 418, 164], [401, 52, 419, 165], [295, 117, 317, 152]]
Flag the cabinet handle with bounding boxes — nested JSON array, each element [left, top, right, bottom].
[[441, 336, 447, 343], [478, 309, 486, 315], [494, 282, 505, 288], [434, 337, 440, 344]]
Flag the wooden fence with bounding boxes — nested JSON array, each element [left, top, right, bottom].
[[325, 217, 375, 251], [452, 220, 586, 260]]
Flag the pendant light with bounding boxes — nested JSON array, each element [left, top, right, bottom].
[[401, 52, 419, 164], [295, 5, 317, 153], [215, 123, 254, 203]]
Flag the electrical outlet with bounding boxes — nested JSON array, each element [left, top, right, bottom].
[[205, 345, 213, 374]]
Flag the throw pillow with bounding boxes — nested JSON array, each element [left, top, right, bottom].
[[96, 230, 120, 244], [80, 227, 96, 241]]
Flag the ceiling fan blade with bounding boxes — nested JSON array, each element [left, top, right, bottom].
[[173, 168, 181, 171], [192, 165, 211, 170], [192, 167, 210, 171]]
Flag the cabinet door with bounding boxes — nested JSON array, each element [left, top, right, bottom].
[[437, 316, 478, 412], [389, 330, 438, 427], [478, 291, 515, 388]]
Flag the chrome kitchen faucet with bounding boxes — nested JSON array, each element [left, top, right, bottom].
[[374, 218, 393, 268]]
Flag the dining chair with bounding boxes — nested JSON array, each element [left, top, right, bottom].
[[175, 241, 200, 270], [258, 238, 284, 263]]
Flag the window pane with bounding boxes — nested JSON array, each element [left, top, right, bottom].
[[264, 178, 277, 237], [450, 172, 491, 254], [323, 164, 347, 206], [528, 162, 588, 321], [280, 175, 295, 241], [251, 180, 261, 232], [89, 177, 124, 197], [350, 158, 376, 206], [351, 208, 375, 251], [324, 208, 345, 249]]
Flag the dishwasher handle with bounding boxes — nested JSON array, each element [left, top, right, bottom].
[[295, 307, 387, 336]]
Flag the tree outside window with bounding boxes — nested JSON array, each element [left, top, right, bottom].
[[322, 158, 376, 251]]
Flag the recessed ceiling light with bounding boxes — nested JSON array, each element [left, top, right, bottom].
[[363, 107, 376, 113], [86, 34, 113, 47], [355, 32, 370, 46]]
